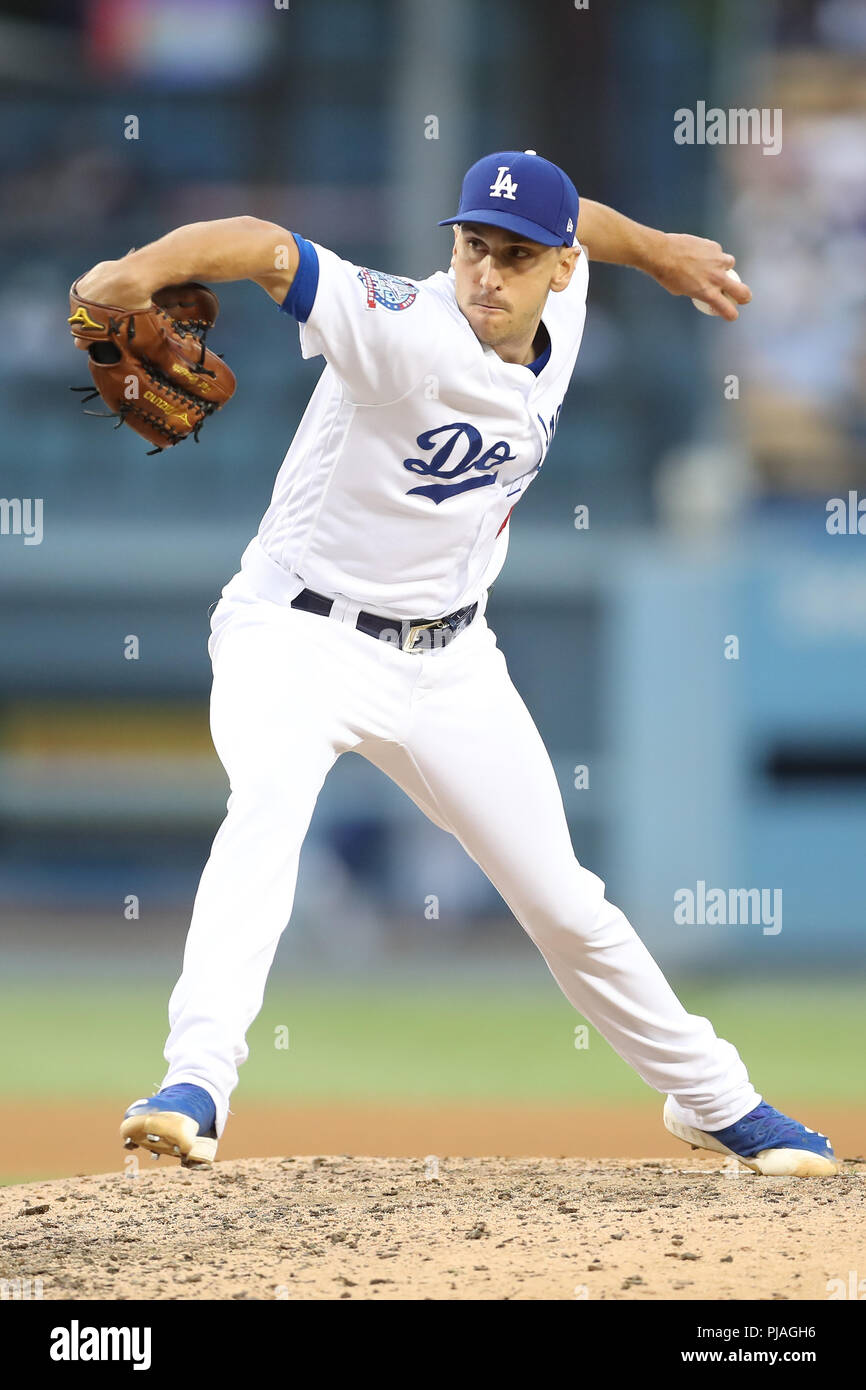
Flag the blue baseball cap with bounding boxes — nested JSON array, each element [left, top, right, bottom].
[[438, 150, 579, 247]]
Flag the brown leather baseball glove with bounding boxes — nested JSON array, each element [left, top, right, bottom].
[[68, 280, 236, 452]]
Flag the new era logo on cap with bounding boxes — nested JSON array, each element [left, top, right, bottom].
[[438, 149, 579, 247]]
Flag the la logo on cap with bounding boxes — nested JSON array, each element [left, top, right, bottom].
[[489, 166, 518, 200]]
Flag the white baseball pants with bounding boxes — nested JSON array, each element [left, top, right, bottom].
[[162, 542, 761, 1138]]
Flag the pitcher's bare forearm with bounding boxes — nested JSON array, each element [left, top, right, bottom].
[[76, 217, 299, 310], [577, 198, 669, 273], [577, 197, 751, 320]]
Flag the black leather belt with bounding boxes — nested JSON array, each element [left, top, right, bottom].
[[290, 587, 478, 653]]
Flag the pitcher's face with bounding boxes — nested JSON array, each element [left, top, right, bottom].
[[451, 223, 579, 358]]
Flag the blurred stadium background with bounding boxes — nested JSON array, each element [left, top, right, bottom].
[[1, 0, 864, 1182]]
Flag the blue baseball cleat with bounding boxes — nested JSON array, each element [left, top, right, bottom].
[[121, 1083, 218, 1168], [663, 1097, 840, 1176]]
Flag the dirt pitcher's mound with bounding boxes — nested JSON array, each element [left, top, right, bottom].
[[1, 1155, 864, 1301]]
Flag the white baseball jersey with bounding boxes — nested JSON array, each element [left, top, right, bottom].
[[251, 233, 590, 619]]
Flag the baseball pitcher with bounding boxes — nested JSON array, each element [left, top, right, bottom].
[[70, 151, 838, 1177]]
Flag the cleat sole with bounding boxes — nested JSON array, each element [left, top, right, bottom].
[[120, 1109, 217, 1167]]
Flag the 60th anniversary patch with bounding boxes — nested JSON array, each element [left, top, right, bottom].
[[357, 266, 418, 311]]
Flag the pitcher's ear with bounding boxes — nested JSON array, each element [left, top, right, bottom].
[[551, 245, 580, 292]]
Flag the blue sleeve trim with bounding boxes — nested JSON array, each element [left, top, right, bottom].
[[279, 233, 319, 323]]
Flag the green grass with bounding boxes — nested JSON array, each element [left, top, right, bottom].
[[1, 978, 863, 1107]]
